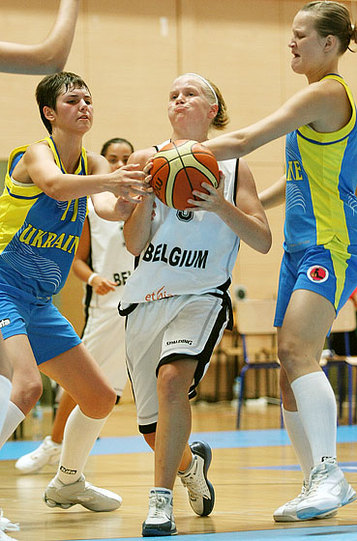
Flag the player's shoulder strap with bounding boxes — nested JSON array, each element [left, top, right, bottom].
[[233, 158, 239, 206], [155, 139, 171, 152], [46, 136, 88, 175]]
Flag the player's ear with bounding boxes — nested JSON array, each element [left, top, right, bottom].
[[208, 104, 218, 120], [324, 34, 337, 53], [43, 105, 56, 123]]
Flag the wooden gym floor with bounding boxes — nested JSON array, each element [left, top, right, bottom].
[[1, 398, 357, 541]]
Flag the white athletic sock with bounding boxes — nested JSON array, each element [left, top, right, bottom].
[[283, 408, 314, 481], [55, 405, 108, 485], [0, 400, 25, 450], [291, 372, 337, 466], [0, 376, 12, 445], [152, 487, 173, 495]]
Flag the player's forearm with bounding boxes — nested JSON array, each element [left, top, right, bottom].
[[92, 193, 134, 221], [38, 0, 80, 72], [72, 258, 92, 284], [42, 172, 118, 201], [124, 201, 153, 256], [204, 132, 252, 161], [0, 0, 80, 74], [216, 200, 272, 254], [205, 115, 283, 161]]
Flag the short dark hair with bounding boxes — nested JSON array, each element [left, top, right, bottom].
[[100, 138, 134, 156], [36, 71, 91, 134]]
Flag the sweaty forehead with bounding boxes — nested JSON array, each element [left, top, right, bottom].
[[170, 76, 204, 92], [292, 10, 316, 32]]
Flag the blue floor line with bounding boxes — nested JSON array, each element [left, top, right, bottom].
[[65, 524, 357, 541], [2, 425, 357, 461]]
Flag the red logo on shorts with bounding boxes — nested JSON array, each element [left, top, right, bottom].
[[307, 265, 329, 283]]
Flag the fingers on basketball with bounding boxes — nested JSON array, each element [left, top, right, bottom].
[[150, 140, 220, 210]]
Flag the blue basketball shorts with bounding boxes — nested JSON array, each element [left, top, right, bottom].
[[0, 290, 81, 365], [274, 239, 357, 328]]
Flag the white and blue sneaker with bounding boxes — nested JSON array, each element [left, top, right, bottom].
[[142, 488, 177, 537], [0, 509, 19, 540], [296, 458, 356, 520], [274, 482, 337, 522], [178, 441, 215, 516]]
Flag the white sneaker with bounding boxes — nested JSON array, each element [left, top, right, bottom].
[[44, 474, 122, 512], [178, 441, 215, 516], [142, 488, 177, 537], [274, 482, 337, 522], [15, 436, 61, 474], [0, 509, 19, 541], [0, 531, 17, 541], [296, 458, 356, 520]]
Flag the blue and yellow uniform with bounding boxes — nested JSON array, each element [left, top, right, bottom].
[[275, 75, 357, 326], [0, 137, 88, 362]]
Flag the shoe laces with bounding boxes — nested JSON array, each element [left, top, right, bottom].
[[307, 465, 329, 496], [286, 483, 308, 506], [148, 493, 170, 517], [180, 456, 208, 497]]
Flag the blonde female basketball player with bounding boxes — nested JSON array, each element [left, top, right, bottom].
[[0, 71, 148, 531], [0, 3, 80, 538], [119, 73, 272, 536], [206, 0, 357, 523]]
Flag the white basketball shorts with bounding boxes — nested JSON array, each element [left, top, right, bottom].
[[82, 307, 127, 396], [125, 293, 230, 433]]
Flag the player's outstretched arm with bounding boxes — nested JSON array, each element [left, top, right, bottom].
[[205, 81, 336, 160], [20, 144, 147, 202], [0, 0, 80, 74]]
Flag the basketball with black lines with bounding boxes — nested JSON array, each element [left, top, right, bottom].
[[150, 139, 220, 210]]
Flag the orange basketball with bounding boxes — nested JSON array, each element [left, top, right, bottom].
[[150, 139, 220, 210]]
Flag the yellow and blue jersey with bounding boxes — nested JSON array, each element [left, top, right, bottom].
[[0, 137, 88, 299], [284, 74, 357, 253]]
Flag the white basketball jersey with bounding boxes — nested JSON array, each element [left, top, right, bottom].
[[120, 145, 240, 307], [86, 199, 134, 309]]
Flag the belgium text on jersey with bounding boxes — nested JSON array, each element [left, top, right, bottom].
[[142, 243, 208, 268]]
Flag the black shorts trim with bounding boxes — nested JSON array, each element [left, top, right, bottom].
[[118, 301, 138, 317], [156, 297, 229, 399], [139, 422, 157, 434]]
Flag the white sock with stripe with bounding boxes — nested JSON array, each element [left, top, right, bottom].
[[291, 372, 337, 466], [55, 405, 108, 485]]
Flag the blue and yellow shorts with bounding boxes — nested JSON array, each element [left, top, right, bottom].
[[0, 288, 81, 365], [274, 239, 357, 328]]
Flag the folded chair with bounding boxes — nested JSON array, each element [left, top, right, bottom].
[[234, 299, 281, 428]]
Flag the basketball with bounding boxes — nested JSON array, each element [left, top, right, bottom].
[[150, 139, 220, 210]]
